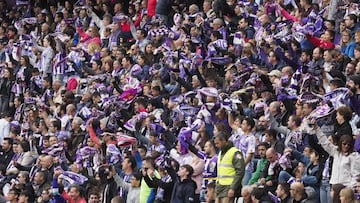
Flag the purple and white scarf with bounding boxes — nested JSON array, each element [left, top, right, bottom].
[[323, 87, 350, 109], [59, 171, 88, 185]]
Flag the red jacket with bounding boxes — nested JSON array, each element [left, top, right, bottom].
[[307, 34, 335, 49], [148, 0, 156, 17]]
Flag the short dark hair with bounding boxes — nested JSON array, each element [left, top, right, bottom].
[[205, 73, 218, 82], [325, 19, 335, 28], [138, 145, 147, 153], [137, 28, 147, 38], [93, 59, 102, 67], [206, 181, 216, 189], [15, 96, 24, 103], [279, 182, 290, 196], [162, 94, 170, 101], [88, 191, 99, 198], [51, 119, 62, 130], [124, 55, 134, 64], [92, 91, 101, 98], [151, 85, 161, 92], [43, 76, 52, 85], [8, 188, 20, 197], [1, 111, 12, 119], [19, 141, 30, 152], [251, 187, 266, 200], [330, 78, 345, 88], [264, 129, 277, 140], [212, 31, 222, 39], [134, 97, 147, 108], [181, 164, 194, 177], [355, 45, 360, 52], [132, 171, 142, 181], [301, 49, 312, 57], [36, 171, 47, 181], [4, 137, 13, 145], [125, 156, 137, 171], [258, 142, 271, 149], [243, 117, 255, 129], [314, 47, 324, 55], [348, 14, 358, 24]]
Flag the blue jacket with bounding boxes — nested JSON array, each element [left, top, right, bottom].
[[292, 150, 320, 186], [341, 41, 356, 58]]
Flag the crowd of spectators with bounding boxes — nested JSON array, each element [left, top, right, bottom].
[[1, 0, 360, 202]]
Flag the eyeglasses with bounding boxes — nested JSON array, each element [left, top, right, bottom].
[[342, 142, 351, 146]]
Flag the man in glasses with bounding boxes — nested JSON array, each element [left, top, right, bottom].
[[289, 182, 315, 203]]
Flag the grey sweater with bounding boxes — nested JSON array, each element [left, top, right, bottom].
[[114, 174, 140, 203]]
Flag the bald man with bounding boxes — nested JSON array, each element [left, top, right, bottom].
[[258, 148, 281, 193], [290, 182, 315, 202]]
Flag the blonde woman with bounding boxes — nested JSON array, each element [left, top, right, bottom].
[[340, 30, 356, 58], [339, 187, 359, 203]]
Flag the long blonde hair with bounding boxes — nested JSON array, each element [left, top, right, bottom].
[[339, 187, 356, 203]]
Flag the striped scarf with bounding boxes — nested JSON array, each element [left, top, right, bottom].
[[53, 52, 67, 75]]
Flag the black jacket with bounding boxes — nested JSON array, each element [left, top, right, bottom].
[[102, 178, 119, 203], [170, 177, 197, 203], [0, 77, 14, 100], [168, 161, 197, 203], [261, 160, 282, 193], [0, 148, 14, 174], [334, 121, 353, 143]]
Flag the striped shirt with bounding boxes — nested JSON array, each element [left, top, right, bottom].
[[53, 52, 67, 75]]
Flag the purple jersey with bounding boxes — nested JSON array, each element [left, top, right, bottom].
[[202, 155, 218, 189]]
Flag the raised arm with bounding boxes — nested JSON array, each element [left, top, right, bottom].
[[89, 10, 104, 29], [291, 149, 310, 165], [313, 127, 336, 156], [113, 173, 131, 191], [279, 8, 300, 22], [228, 112, 239, 131]]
